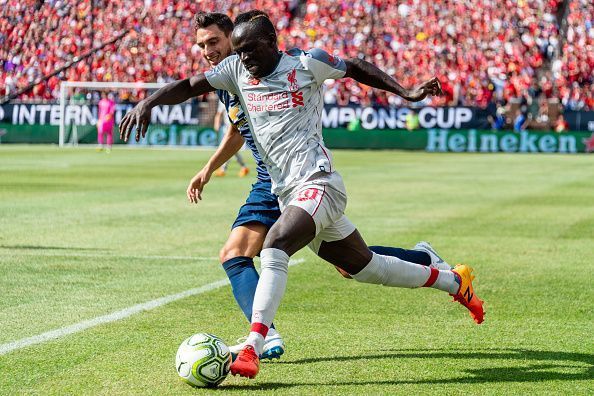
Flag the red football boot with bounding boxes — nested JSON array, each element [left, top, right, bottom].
[[230, 345, 260, 379]]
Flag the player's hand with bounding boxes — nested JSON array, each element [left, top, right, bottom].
[[406, 77, 442, 102], [119, 100, 152, 142], [187, 168, 211, 204]]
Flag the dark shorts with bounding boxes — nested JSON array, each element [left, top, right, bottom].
[[232, 180, 281, 229]]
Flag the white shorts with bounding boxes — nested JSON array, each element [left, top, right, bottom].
[[278, 171, 356, 254]]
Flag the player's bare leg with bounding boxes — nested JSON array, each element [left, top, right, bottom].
[[318, 230, 484, 324], [220, 223, 267, 262], [260, 206, 316, 254], [321, 232, 449, 278], [318, 229, 372, 274], [230, 206, 315, 378]]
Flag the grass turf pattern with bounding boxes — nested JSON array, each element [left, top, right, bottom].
[[0, 146, 592, 394]]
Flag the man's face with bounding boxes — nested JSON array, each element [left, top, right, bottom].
[[196, 24, 232, 67], [231, 24, 277, 78]]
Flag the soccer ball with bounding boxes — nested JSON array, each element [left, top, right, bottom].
[[175, 333, 231, 387]]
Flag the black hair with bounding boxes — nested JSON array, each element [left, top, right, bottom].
[[234, 10, 276, 41], [194, 12, 234, 35]]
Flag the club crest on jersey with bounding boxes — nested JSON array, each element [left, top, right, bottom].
[[287, 69, 299, 92], [248, 76, 260, 85], [327, 54, 339, 66]]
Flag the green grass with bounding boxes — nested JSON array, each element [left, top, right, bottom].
[[0, 145, 593, 395]]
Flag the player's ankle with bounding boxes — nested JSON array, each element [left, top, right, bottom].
[[246, 332, 265, 355]]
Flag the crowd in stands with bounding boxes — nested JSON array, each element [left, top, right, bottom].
[[0, 0, 592, 117], [293, 0, 563, 110], [553, 0, 594, 111]]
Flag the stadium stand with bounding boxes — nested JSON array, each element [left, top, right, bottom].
[[282, 0, 564, 109], [0, 0, 591, 112], [554, 0, 594, 111]]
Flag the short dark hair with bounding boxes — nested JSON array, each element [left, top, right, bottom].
[[234, 10, 276, 41], [194, 12, 233, 35]]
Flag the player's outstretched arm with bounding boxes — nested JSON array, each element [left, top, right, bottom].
[[343, 58, 442, 102], [119, 74, 215, 142], [187, 124, 244, 204]]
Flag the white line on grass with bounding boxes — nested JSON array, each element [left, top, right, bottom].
[[0, 258, 305, 356], [0, 251, 219, 261]]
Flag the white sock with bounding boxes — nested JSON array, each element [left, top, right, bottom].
[[351, 252, 459, 293], [433, 269, 459, 294], [245, 332, 265, 353], [248, 248, 289, 354]]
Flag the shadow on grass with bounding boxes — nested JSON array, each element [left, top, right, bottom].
[[0, 245, 104, 251], [218, 348, 593, 390]]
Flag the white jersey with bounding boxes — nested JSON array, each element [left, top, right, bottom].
[[205, 48, 347, 196]]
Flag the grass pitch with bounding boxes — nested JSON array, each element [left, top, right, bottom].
[[0, 146, 592, 395]]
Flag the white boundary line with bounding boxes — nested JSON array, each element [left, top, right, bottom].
[[0, 251, 219, 261], [0, 258, 305, 356]]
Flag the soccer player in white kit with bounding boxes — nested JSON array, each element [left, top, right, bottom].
[[120, 10, 484, 380]]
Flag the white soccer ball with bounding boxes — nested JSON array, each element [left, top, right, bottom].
[[175, 333, 231, 387]]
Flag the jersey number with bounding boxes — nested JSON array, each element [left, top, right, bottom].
[[297, 188, 319, 201]]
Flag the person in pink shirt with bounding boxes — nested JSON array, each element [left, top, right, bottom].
[[97, 92, 116, 152]]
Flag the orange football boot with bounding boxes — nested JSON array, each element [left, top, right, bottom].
[[451, 264, 485, 324]]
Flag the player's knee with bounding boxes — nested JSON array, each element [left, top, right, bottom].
[[218, 247, 228, 264], [219, 246, 238, 264], [219, 245, 254, 264], [262, 208, 315, 254], [262, 227, 292, 252], [263, 221, 303, 251]]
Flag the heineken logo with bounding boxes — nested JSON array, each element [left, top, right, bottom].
[[426, 129, 580, 153]]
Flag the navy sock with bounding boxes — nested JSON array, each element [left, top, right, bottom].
[[221, 256, 275, 329], [368, 246, 431, 266]]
